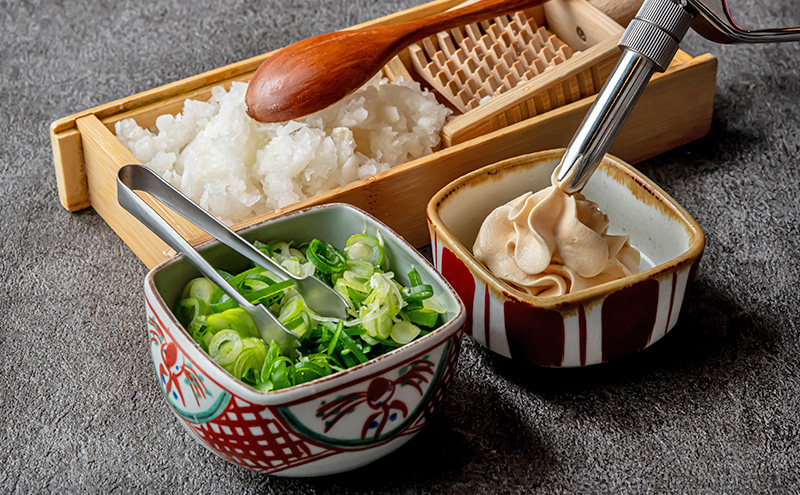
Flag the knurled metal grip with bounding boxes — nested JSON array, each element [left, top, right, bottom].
[[619, 0, 694, 71], [620, 20, 680, 70], [636, 0, 694, 38]]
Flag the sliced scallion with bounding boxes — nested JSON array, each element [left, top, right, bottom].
[[406, 308, 440, 328], [182, 277, 218, 302], [390, 321, 421, 345], [402, 284, 434, 302], [175, 233, 445, 392], [209, 330, 243, 366], [206, 307, 259, 338], [306, 239, 347, 274], [345, 234, 385, 267]]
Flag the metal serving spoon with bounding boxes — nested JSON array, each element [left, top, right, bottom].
[[117, 164, 348, 350], [554, 0, 800, 193], [244, 0, 549, 123]]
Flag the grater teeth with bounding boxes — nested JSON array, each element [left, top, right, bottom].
[[407, 10, 584, 114], [436, 32, 457, 59], [465, 24, 482, 44], [422, 38, 437, 58], [487, 23, 502, 43], [494, 15, 510, 28], [453, 48, 468, 65], [450, 26, 465, 44]]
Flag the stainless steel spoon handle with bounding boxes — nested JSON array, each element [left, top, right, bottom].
[[117, 164, 299, 350], [556, 0, 693, 193], [556, 0, 800, 193], [554, 50, 657, 192]]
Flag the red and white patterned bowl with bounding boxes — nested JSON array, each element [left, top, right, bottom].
[[426, 149, 704, 367], [145, 203, 466, 476]]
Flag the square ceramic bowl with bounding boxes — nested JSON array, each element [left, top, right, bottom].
[[145, 203, 466, 476], [426, 149, 704, 367]]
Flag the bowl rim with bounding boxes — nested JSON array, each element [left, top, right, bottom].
[[145, 202, 466, 401], [426, 148, 706, 310]]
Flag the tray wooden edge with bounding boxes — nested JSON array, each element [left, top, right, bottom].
[[48, 0, 718, 270], [81, 49, 715, 269], [49, 0, 468, 212]]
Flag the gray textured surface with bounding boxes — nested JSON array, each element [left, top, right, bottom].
[[2, 0, 800, 493]]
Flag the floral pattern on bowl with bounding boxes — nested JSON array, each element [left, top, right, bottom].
[[145, 203, 466, 476]]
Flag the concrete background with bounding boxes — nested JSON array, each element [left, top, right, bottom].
[[2, 0, 799, 492]]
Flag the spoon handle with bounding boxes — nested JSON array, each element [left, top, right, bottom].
[[397, 0, 548, 41]]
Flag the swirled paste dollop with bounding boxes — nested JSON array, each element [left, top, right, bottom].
[[473, 185, 641, 297]]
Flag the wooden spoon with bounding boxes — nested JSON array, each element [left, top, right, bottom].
[[245, 0, 549, 123]]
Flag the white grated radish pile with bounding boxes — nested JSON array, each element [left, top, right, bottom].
[[115, 76, 450, 225]]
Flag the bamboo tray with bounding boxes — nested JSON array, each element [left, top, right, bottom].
[[50, 0, 717, 270]]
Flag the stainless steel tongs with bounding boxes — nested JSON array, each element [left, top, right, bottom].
[[117, 164, 348, 349], [555, 0, 800, 193]]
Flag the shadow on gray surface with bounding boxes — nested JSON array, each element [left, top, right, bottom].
[[483, 278, 780, 411], [304, 411, 554, 492], [165, 263, 790, 493]]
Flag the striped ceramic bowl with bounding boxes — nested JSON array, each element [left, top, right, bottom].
[[426, 149, 704, 367]]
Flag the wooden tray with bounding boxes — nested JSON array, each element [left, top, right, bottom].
[[50, 0, 717, 270]]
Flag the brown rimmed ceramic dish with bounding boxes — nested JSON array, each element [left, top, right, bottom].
[[426, 149, 704, 367]]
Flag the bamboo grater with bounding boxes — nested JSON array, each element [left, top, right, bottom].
[[402, 0, 632, 146], [409, 11, 579, 113]]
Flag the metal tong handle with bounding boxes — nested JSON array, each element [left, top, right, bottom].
[[689, 0, 800, 44], [117, 164, 346, 350]]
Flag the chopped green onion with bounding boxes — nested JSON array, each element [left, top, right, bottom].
[[340, 352, 358, 368], [209, 330, 243, 366], [346, 286, 367, 305], [423, 297, 447, 313], [269, 241, 293, 260], [278, 296, 304, 322], [344, 326, 366, 337], [231, 338, 267, 383], [206, 307, 259, 339], [225, 266, 267, 289], [346, 260, 374, 279], [244, 279, 294, 305], [209, 296, 238, 313], [338, 331, 368, 363], [405, 308, 440, 328], [293, 360, 329, 385], [281, 258, 315, 277], [408, 268, 422, 287], [181, 277, 217, 302], [345, 234, 385, 267], [306, 239, 347, 274], [253, 240, 273, 257], [241, 272, 279, 287], [390, 321, 421, 344], [175, 233, 445, 392], [362, 310, 392, 339], [175, 297, 211, 327], [402, 284, 434, 302], [327, 321, 344, 355]]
